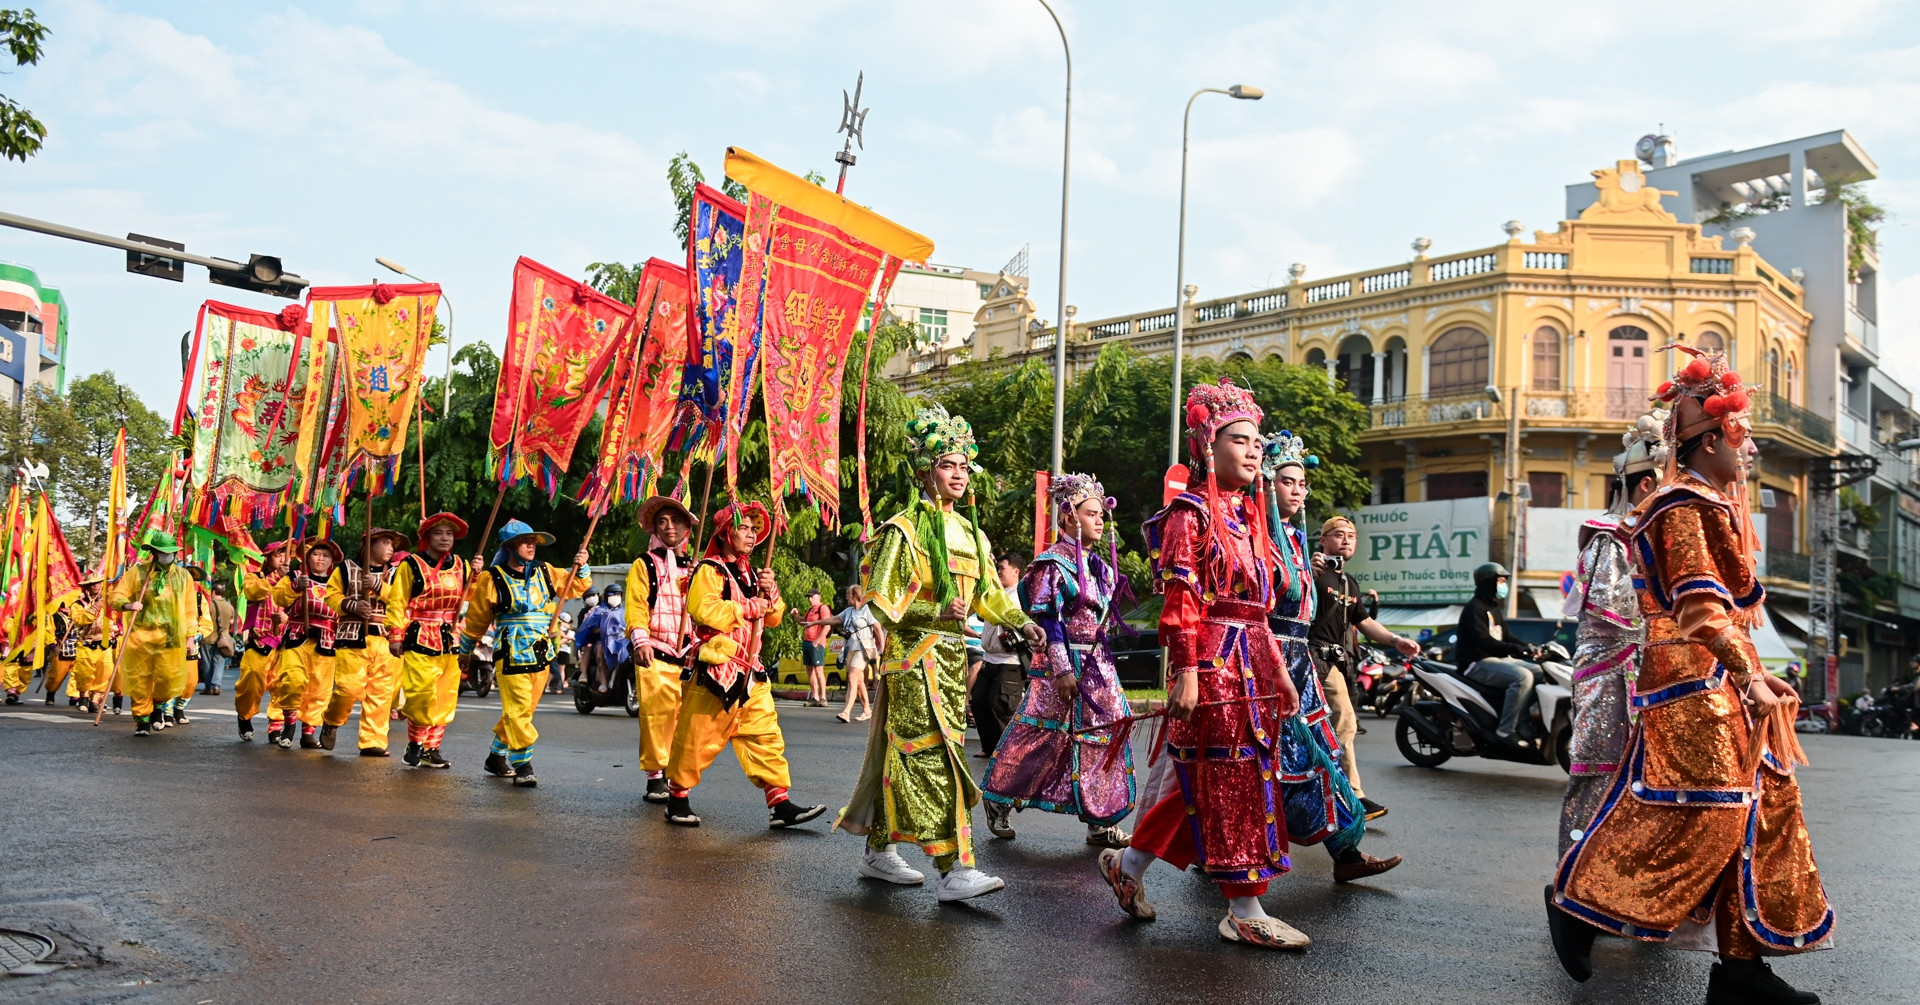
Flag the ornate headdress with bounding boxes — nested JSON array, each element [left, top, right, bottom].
[[1616, 409, 1667, 478], [1184, 378, 1264, 473], [1261, 429, 1318, 477], [1049, 472, 1111, 516], [1653, 345, 1750, 451], [905, 404, 979, 473]]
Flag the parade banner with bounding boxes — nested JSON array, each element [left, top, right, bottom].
[[304, 284, 440, 496], [578, 258, 691, 515], [27, 494, 81, 670], [178, 301, 313, 523], [493, 258, 632, 499], [673, 184, 751, 460], [0, 484, 23, 649], [288, 326, 347, 516], [854, 255, 902, 539], [724, 193, 776, 490], [756, 198, 886, 528]]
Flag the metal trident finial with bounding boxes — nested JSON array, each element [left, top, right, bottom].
[[834, 71, 869, 194]]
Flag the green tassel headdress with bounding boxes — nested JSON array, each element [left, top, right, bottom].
[[904, 404, 986, 608]]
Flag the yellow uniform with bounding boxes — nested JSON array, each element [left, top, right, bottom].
[[323, 560, 399, 753], [107, 559, 198, 725], [666, 558, 791, 799], [269, 571, 340, 743], [462, 560, 590, 777], [385, 551, 470, 761], [627, 549, 694, 777], [66, 598, 115, 702], [233, 569, 287, 734]]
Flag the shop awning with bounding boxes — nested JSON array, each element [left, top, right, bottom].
[[1767, 603, 1813, 637], [1375, 605, 1463, 630], [1750, 614, 1802, 664], [1525, 587, 1570, 619]]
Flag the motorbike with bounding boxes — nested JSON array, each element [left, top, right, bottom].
[[572, 641, 640, 717], [1360, 648, 1416, 718], [1394, 641, 1576, 772], [1857, 683, 1917, 739], [460, 632, 496, 699]]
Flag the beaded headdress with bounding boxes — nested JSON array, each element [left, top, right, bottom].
[[1615, 409, 1667, 478], [1653, 346, 1751, 450], [1261, 429, 1318, 477], [1184, 378, 1264, 474], [1049, 472, 1111, 516], [905, 404, 979, 473]]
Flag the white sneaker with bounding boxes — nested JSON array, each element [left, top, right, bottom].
[[858, 847, 926, 886], [936, 866, 1006, 902]]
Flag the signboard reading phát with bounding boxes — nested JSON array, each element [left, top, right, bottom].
[[1343, 498, 1492, 604]]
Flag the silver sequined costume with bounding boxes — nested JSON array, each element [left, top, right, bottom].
[[1556, 515, 1642, 857]]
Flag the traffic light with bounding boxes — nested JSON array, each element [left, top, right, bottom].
[[208, 254, 308, 300]]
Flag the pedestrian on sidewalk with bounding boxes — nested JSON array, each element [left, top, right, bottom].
[[832, 585, 879, 723], [1309, 515, 1419, 821], [800, 588, 833, 707]]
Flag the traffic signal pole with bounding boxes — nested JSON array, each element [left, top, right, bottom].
[[0, 209, 308, 298]]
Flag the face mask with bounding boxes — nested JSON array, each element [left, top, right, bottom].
[[155, 554, 175, 566], [1495, 582, 1509, 600], [606, 596, 623, 609]]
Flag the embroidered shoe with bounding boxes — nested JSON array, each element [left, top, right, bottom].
[[768, 799, 825, 828], [664, 794, 701, 827], [1097, 848, 1154, 920], [935, 866, 1005, 903], [237, 718, 254, 742], [133, 715, 151, 737], [1217, 912, 1310, 950], [858, 847, 925, 886]]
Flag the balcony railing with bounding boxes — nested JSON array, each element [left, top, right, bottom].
[[1750, 393, 1833, 446], [1522, 251, 1568, 269], [1360, 269, 1410, 294], [1428, 253, 1496, 282], [1689, 256, 1734, 274], [1765, 550, 1810, 583], [1365, 388, 1656, 432], [1304, 279, 1351, 303]]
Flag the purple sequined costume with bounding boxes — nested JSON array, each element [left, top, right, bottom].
[[981, 540, 1136, 826]]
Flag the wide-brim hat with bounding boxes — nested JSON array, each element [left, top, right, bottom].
[[704, 501, 772, 556], [261, 538, 293, 555], [638, 495, 697, 531], [417, 512, 469, 545], [363, 527, 411, 552], [497, 518, 555, 549], [301, 537, 347, 569], [142, 529, 180, 554], [80, 568, 106, 586]]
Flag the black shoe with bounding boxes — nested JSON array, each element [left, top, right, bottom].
[[112, 695, 123, 713], [318, 725, 338, 751], [768, 799, 826, 829], [665, 794, 701, 827], [173, 708, 190, 725], [360, 746, 389, 758], [299, 729, 321, 750], [403, 741, 422, 766], [1707, 958, 1820, 1004], [4, 693, 17, 705], [159, 711, 176, 728], [238, 717, 254, 742], [1545, 885, 1597, 983], [43, 693, 53, 705], [133, 715, 151, 737], [423, 747, 451, 769], [643, 776, 670, 803], [510, 760, 538, 788], [1360, 796, 1389, 821], [484, 751, 515, 777]]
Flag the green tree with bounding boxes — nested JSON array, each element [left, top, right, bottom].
[[63, 371, 173, 557], [0, 8, 47, 163], [585, 261, 644, 305], [667, 150, 748, 253]]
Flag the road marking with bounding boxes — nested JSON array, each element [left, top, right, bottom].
[[0, 712, 74, 723]]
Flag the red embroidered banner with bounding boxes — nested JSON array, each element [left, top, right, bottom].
[[494, 257, 634, 499], [854, 255, 903, 539], [579, 258, 692, 515], [759, 203, 885, 529]]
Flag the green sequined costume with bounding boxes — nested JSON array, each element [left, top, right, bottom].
[[835, 506, 1032, 871]]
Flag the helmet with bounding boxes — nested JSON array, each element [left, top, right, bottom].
[[602, 582, 623, 597], [1472, 562, 1508, 588]]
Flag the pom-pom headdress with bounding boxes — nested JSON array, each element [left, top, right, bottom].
[[1179, 379, 1275, 596], [1050, 471, 1133, 619], [905, 404, 979, 473], [1261, 429, 1319, 477], [1652, 345, 1751, 451]]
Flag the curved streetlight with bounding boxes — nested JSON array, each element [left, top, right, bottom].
[[1168, 84, 1264, 468], [1036, 0, 1071, 475], [376, 257, 454, 415]]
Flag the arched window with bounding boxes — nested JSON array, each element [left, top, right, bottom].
[[1530, 325, 1562, 390], [1338, 334, 1373, 401], [1305, 347, 1326, 367], [1768, 348, 1781, 396], [1429, 327, 1489, 397], [1694, 329, 1725, 352], [1787, 353, 1799, 402]]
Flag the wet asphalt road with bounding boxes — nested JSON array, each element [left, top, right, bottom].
[[1, 691, 1914, 1005]]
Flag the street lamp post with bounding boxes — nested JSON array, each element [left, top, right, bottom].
[[1168, 85, 1264, 468], [1036, 0, 1071, 475], [376, 257, 453, 415]]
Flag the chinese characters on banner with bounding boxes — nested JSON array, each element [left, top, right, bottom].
[[579, 258, 691, 515], [673, 184, 751, 462], [177, 302, 314, 524], [304, 283, 440, 498], [494, 258, 632, 499], [756, 202, 886, 529]]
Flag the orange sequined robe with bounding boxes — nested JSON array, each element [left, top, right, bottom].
[[1552, 473, 1832, 956]]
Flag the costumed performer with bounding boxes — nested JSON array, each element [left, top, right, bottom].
[[235, 540, 291, 742], [835, 405, 1043, 903], [1549, 347, 1831, 1005], [322, 528, 407, 755], [67, 572, 114, 714], [625, 495, 698, 804], [386, 512, 471, 770], [108, 530, 197, 738], [1095, 379, 1310, 950], [268, 538, 343, 750], [981, 471, 1136, 848]]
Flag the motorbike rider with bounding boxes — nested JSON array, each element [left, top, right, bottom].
[[576, 582, 629, 692], [1456, 562, 1545, 744]]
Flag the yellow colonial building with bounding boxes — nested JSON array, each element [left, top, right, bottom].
[[909, 160, 1824, 615]]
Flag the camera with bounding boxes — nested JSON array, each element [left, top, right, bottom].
[[1321, 554, 1344, 572]]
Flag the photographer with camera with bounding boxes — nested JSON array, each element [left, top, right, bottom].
[[970, 554, 1030, 762], [1311, 516, 1419, 820]]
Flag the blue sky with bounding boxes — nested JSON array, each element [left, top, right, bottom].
[[5, 0, 1919, 412]]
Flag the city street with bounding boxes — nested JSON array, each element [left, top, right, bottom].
[[1, 692, 1912, 1004]]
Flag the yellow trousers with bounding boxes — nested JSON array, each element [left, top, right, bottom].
[[125, 645, 186, 717], [2, 661, 29, 693], [269, 644, 334, 723], [399, 650, 460, 728], [666, 679, 790, 793], [636, 660, 685, 772], [233, 648, 276, 720], [327, 639, 399, 750], [74, 647, 112, 695], [175, 649, 199, 702], [44, 657, 72, 697], [493, 669, 547, 750]]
